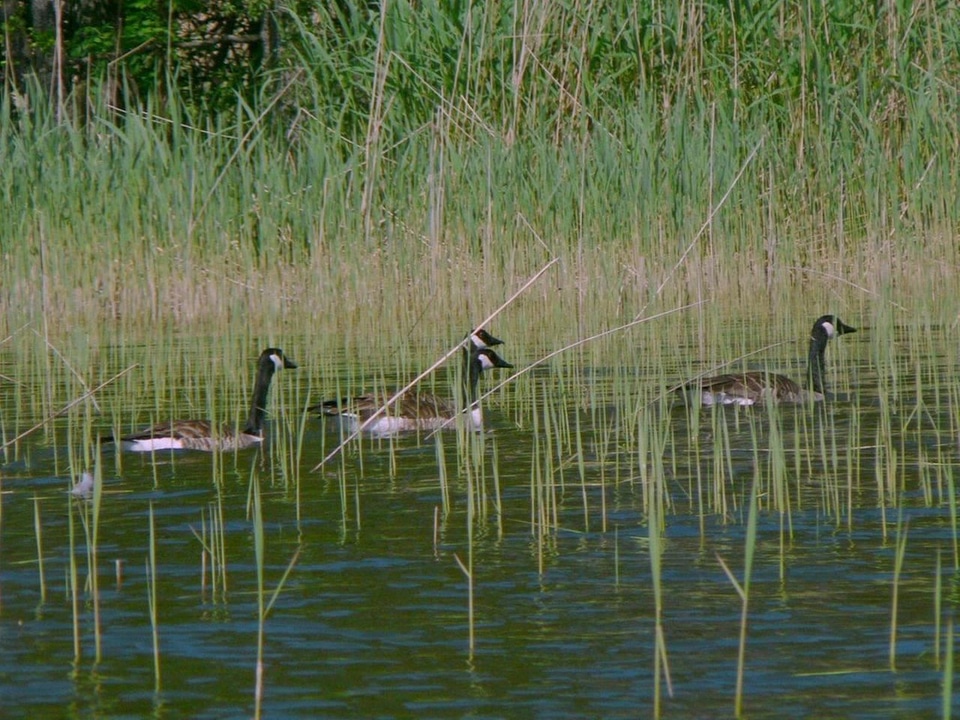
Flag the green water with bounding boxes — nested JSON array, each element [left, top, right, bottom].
[[0, 328, 957, 718]]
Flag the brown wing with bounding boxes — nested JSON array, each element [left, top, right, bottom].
[[392, 391, 457, 419], [123, 419, 216, 441], [319, 390, 457, 421], [696, 372, 802, 403], [120, 419, 257, 450]]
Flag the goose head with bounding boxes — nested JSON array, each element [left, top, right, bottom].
[[812, 315, 856, 342], [261, 347, 298, 373], [465, 328, 505, 349], [474, 347, 513, 371]]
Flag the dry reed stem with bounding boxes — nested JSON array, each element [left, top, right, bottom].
[[638, 138, 764, 321], [32, 329, 103, 412], [0, 364, 138, 451], [311, 257, 559, 471], [427, 300, 706, 438]]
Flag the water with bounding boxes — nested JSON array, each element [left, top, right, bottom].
[[1, 334, 958, 718]]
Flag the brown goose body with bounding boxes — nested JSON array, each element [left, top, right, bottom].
[[106, 348, 297, 452], [314, 343, 513, 437], [694, 372, 811, 406], [690, 315, 856, 406], [114, 419, 264, 452]]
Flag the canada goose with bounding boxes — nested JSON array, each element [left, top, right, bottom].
[[105, 348, 297, 452], [313, 344, 513, 436], [687, 315, 856, 406]]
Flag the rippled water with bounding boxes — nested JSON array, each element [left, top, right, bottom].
[[1, 332, 959, 718]]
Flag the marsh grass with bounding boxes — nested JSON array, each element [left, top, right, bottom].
[[146, 502, 161, 689], [192, 495, 229, 601], [7, 42, 960, 360], [4, 6, 960, 713], [944, 619, 955, 720], [490, 439, 504, 538], [67, 442, 107, 664], [935, 550, 943, 669], [717, 473, 760, 718], [32, 493, 46, 602], [249, 463, 302, 718], [0, 475, 3, 614], [252, 464, 267, 718], [452, 425, 490, 656], [645, 418, 673, 717], [890, 514, 909, 671], [947, 470, 959, 572], [66, 495, 81, 660]]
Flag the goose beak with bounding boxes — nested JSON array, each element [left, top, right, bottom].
[[476, 348, 514, 370], [836, 319, 856, 335], [467, 328, 505, 348]]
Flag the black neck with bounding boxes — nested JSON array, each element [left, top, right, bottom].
[[459, 345, 483, 407], [806, 331, 828, 393], [243, 360, 278, 435]]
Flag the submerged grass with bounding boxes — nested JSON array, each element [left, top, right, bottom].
[[32, 493, 45, 602]]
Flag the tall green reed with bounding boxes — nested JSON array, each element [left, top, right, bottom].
[[67, 488, 81, 660], [889, 513, 909, 671], [32, 494, 46, 603], [6, 53, 960, 356], [943, 619, 954, 720], [146, 502, 161, 690], [71, 446, 106, 663], [192, 495, 229, 601], [947, 468, 959, 572], [717, 473, 760, 718], [934, 550, 943, 670], [644, 416, 673, 717], [249, 463, 302, 719]]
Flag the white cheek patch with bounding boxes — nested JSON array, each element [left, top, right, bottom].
[[470, 333, 486, 348], [477, 353, 495, 370], [270, 353, 285, 371], [822, 321, 836, 338]]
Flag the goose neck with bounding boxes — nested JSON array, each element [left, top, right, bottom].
[[244, 361, 277, 435]]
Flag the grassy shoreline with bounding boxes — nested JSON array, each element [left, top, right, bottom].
[[2, 102, 956, 347], [2, 1, 959, 368]]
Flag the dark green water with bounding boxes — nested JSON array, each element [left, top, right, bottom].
[[1, 336, 958, 718]]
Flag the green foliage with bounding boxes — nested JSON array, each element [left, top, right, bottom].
[[3, 0, 277, 113], [274, 0, 960, 150], [3, 0, 959, 137]]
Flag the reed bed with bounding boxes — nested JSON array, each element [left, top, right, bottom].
[[2, 3, 960, 715], [3, 70, 960, 360]]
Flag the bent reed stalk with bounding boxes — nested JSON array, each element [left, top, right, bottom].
[[3, 11, 960, 714], [311, 259, 559, 471]]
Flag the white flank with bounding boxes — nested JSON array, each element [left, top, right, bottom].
[[121, 436, 190, 452], [701, 391, 756, 407], [337, 407, 485, 438]]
